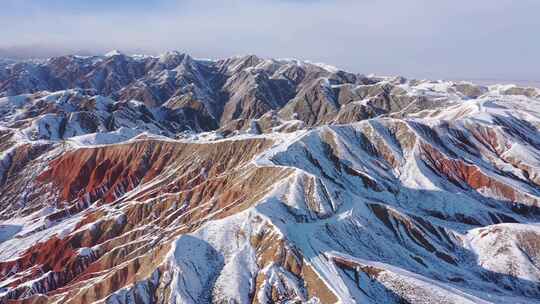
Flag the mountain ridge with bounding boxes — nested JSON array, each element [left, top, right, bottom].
[[1, 52, 540, 303]]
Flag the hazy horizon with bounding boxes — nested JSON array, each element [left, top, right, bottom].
[[2, 0, 539, 82]]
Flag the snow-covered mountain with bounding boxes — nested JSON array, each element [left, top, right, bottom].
[[1, 52, 540, 304]]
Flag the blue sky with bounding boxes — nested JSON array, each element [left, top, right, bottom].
[[1, 0, 539, 81]]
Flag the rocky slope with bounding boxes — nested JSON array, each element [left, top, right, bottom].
[[0, 52, 540, 304]]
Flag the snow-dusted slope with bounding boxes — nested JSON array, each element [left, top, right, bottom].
[[1, 53, 540, 303]]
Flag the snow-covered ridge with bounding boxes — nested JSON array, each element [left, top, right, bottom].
[[0, 51, 537, 146], [1, 52, 540, 303]]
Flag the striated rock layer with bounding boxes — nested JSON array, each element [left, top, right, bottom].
[[1, 53, 540, 303]]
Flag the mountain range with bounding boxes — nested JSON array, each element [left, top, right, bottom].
[[0, 51, 540, 304]]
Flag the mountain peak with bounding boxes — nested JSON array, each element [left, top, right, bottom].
[[104, 49, 124, 57]]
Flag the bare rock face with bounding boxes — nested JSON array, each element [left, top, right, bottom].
[[1, 52, 540, 304]]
